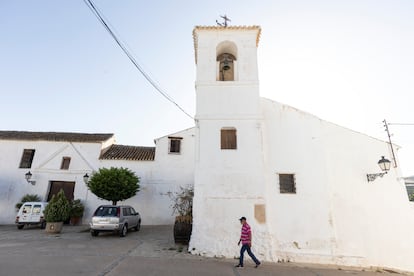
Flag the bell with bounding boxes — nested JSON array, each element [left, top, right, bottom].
[[222, 59, 231, 71]]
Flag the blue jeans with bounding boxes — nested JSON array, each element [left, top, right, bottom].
[[239, 244, 260, 266]]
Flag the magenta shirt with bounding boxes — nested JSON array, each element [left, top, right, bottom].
[[240, 223, 251, 245]]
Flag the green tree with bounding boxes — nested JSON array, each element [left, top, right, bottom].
[[87, 167, 140, 205]]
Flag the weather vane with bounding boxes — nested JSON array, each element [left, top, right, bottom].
[[216, 15, 231, 27]]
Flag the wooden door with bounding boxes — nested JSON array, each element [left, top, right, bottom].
[[47, 181, 75, 202]]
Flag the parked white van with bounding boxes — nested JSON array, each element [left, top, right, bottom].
[[15, 202, 48, 229]]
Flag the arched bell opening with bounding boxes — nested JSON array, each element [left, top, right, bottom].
[[217, 53, 236, 81]]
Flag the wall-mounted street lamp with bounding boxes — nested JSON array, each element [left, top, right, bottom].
[[83, 173, 89, 184], [25, 171, 36, 185], [367, 156, 391, 182]]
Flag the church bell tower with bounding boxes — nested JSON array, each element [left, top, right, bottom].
[[190, 24, 269, 258]]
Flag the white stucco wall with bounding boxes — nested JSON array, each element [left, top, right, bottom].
[[263, 99, 414, 272], [0, 140, 102, 224], [97, 128, 195, 225], [191, 96, 414, 273], [190, 25, 414, 273], [0, 128, 195, 226]]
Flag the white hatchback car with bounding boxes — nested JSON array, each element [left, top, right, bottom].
[[15, 202, 48, 229], [90, 205, 141, 237]]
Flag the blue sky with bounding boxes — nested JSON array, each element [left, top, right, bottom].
[[1, 1, 414, 175]]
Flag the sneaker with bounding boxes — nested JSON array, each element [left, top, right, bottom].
[[235, 264, 244, 268], [255, 262, 261, 268]]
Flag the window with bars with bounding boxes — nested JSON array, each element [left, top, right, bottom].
[[221, 128, 237, 149], [169, 137, 182, 154], [279, 173, 296, 194], [60, 157, 71, 170], [19, 149, 35, 168]]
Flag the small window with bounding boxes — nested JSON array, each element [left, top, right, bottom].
[[221, 128, 237, 149], [94, 206, 118, 217], [22, 204, 32, 214], [32, 205, 41, 214], [60, 157, 71, 170], [279, 173, 296, 194], [169, 137, 182, 154], [19, 149, 35, 168]]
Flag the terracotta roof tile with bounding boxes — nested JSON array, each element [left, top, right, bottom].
[[100, 144, 155, 161], [0, 131, 114, 143]]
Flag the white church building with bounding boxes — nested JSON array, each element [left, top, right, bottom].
[[0, 25, 413, 273]]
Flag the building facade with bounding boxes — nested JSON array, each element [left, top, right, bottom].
[[0, 128, 195, 225], [189, 25, 414, 273]]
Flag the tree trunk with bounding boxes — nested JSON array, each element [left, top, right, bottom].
[[112, 201, 117, 205]]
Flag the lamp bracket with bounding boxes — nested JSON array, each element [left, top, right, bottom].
[[367, 172, 387, 182]]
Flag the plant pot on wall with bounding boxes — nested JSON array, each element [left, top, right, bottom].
[[45, 222, 63, 233], [174, 215, 192, 244], [69, 199, 84, 226], [70, 217, 82, 226], [43, 189, 70, 234], [169, 186, 194, 245]]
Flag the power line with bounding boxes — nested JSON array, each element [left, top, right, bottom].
[[388, 123, 414, 126], [82, 0, 193, 119]]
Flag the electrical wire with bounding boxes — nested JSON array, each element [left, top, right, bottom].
[[83, 0, 193, 119]]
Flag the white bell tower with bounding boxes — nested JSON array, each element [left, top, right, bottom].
[[193, 25, 262, 119], [190, 25, 270, 258]]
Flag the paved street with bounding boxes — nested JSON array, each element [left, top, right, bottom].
[[0, 225, 406, 276]]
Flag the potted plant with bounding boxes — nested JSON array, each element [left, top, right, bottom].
[[43, 189, 70, 233], [69, 199, 84, 226], [169, 185, 193, 244]]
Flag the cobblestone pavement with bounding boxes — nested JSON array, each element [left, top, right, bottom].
[[0, 224, 408, 276]]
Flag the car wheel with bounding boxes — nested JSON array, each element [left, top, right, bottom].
[[17, 225, 24, 230], [120, 224, 127, 237], [134, 221, 141, 232], [40, 221, 46, 229], [91, 230, 99, 237]]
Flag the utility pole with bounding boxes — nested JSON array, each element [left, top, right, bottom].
[[383, 119, 397, 168]]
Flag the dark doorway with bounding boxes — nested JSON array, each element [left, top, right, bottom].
[[47, 181, 75, 202]]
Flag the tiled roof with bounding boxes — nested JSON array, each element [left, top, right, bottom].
[[100, 144, 155, 161], [0, 131, 114, 143], [193, 25, 261, 64]]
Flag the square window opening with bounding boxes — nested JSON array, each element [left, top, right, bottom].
[[279, 173, 296, 194], [19, 149, 35, 169], [60, 157, 71, 170], [221, 128, 237, 150], [169, 137, 182, 154]]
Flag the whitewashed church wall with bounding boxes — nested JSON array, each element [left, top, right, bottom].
[[260, 98, 414, 272], [191, 116, 267, 258], [322, 123, 414, 272]]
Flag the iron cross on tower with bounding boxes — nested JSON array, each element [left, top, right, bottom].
[[216, 15, 231, 27]]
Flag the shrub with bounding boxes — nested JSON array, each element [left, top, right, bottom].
[[169, 185, 194, 217], [44, 190, 70, 222], [69, 199, 84, 217], [15, 194, 42, 210]]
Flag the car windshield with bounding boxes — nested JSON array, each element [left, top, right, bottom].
[[94, 206, 118, 217]]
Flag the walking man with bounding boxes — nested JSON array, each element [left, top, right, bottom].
[[235, 216, 261, 268]]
